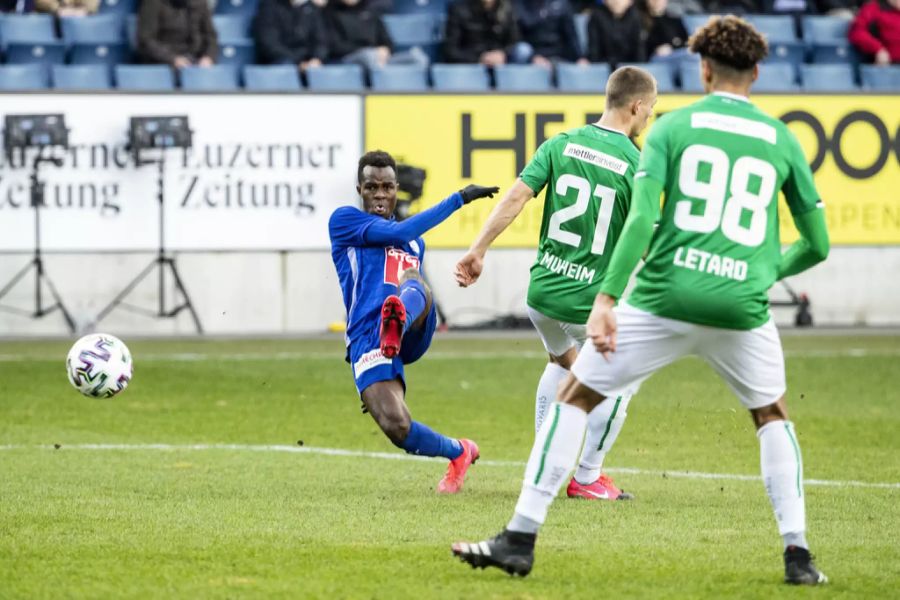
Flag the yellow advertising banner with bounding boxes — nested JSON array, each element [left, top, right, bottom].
[[366, 95, 900, 247]]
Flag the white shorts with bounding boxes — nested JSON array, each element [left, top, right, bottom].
[[571, 302, 786, 410], [527, 306, 587, 357]]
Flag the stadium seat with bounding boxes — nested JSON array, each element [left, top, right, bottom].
[[306, 64, 366, 91], [766, 42, 806, 68], [370, 65, 429, 91], [115, 64, 175, 90], [390, 0, 447, 14], [214, 0, 259, 17], [801, 15, 851, 44], [97, 0, 138, 16], [213, 14, 251, 42], [430, 63, 490, 91], [619, 62, 674, 93], [126, 15, 138, 52], [754, 62, 798, 92], [800, 64, 858, 92], [218, 41, 255, 67], [1, 14, 56, 45], [60, 14, 125, 44], [683, 14, 711, 35], [677, 60, 704, 92], [383, 13, 442, 48], [0, 64, 50, 90], [745, 14, 797, 43], [180, 65, 240, 91], [860, 65, 900, 90], [494, 64, 552, 91], [556, 63, 610, 93], [810, 43, 858, 64], [5, 43, 66, 66], [51, 64, 112, 90], [69, 42, 130, 66], [574, 13, 589, 57], [243, 65, 302, 91]]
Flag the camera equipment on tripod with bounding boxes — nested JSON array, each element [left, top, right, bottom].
[[128, 116, 192, 163], [3, 114, 68, 162]]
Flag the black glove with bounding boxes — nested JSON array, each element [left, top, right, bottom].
[[459, 184, 500, 204]]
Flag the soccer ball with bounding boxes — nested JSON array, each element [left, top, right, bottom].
[[66, 333, 133, 398]]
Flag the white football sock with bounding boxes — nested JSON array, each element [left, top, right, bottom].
[[574, 394, 630, 484], [509, 402, 587, 531], [758, 420, 807, 549], [534, 362, 569, 433]]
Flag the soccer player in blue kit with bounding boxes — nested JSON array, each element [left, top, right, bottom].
[[329, 150, 499, 493]]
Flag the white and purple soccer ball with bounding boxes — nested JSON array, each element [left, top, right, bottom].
[[66, 333, 133, 398]]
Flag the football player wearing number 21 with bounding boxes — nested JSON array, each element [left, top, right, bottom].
[[453, 16, 830, 585], [329, 151, 499, 494]]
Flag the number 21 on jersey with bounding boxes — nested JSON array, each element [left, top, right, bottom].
[[547, 174, 617, 255]]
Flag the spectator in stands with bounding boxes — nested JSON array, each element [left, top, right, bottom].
[[588, 0, 645, 66], [514, 0, 586, 65], [0, 0, 34, 11], [325, 0, 429, 71], [849, 0, 900, 64], [255, 0, 329, 71], [641, 0, 689, 62], [443, 0, 532, 65], [138, 0, 218, 68], [35, 0, 97, 16]]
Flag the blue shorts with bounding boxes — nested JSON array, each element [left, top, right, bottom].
[[348, 306, 438, 394]]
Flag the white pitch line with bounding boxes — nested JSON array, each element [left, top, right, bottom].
[[1, 442, 898, 490]]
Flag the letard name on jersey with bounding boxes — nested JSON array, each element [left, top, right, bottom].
[[538, 251, 597, 283], [673, 246, 748, 282]]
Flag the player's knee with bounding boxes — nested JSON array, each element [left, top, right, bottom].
[[379, 410, 411, 446], [399, 268, 424, 285], [750, 397, 789, 429]]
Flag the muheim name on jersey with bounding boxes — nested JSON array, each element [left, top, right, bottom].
[[538, 251, 597, 283], [562, 143, 629, 175], [673, 246, 748, 281]]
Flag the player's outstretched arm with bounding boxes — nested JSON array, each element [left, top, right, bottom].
[[363, 185, 498, 246], [778, 207, 829, 280], [455, 179, 535, 287]]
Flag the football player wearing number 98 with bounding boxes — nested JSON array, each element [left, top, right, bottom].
[[452, 16, 830, 584], [455, 66, 658, 502]]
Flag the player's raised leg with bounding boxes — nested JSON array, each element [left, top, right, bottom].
[[362, 379, 479, 494]]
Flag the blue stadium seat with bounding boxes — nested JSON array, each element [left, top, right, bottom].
[[214, 0, 258, 17], [556, 63, 610, 93], [619, 62, 674, 93], [126, 15, 138, 52], [391, 0, 447, 14], [60, 14, 125, 44], [212, 14, 251, 42], [800, 64, 858, 92], [51, 64, 112, 90], [574, 14, 589, 57], [69, 42, 130, 66], [754, 62, 798, 92], [97, 0, 137, 16], [683, 14, 711, 35], [0, 64, 50, 90], [677, 60, 704, 92], [494, 64, 552, 91], [766, 42, 806, 68], [243, 65, 302, 91], [115, 64, 175, 90], [860, 65, 900, 90], [306, 64, 366, 91], [801, 15, 851, 44], [810, 42, 858, 64], [370, 65, 429, 91], [383, 13, 442, 49], [5, 43, 66, 66], [430, 63, 490, 91], [180, 65, 240, 91], [218, 41, 255, 67], [1, 14, 56, 45], [745, 15, 797, 43]]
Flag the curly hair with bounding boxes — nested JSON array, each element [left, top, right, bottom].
[[357, 150, 397, 183], [688, 15, 768, 71]]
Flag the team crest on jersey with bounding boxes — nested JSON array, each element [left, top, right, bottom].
[[384, 247, 420, 286]]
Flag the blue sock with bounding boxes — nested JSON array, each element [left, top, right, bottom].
[[400, 421, 463, 459], [398, 279, 427, 333]]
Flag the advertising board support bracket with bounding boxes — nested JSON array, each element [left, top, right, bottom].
[[0, 151, 76, 333], [92, 154, 203, 334]]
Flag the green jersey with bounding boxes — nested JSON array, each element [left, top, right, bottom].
[[628, 93, 822, 330], [520, 124, 641, 323]]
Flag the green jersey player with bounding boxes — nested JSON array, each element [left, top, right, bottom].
[[453, 16, 830, 585], [455, 67, 658, 501]]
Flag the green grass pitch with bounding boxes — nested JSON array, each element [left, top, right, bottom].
[[1, 334, 898, 598]]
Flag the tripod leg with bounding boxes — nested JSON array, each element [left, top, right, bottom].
[[0, 260, 37, 301], [39, 270, 77, 333], [165, 258, 203, 334], [93, 259, 158, 325]]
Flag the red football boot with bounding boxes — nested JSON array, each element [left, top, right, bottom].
[[379, 295, 406, 359], [437, 439, 479, 494], [566, 474, 633, 500]]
